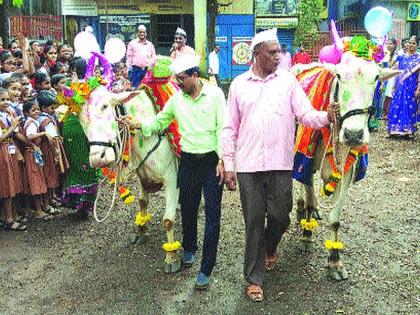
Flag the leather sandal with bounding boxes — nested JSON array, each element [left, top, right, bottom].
[[245, 283, 264, 302]]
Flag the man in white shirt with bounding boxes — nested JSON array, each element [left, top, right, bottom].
[[208, 44, 220, 86]]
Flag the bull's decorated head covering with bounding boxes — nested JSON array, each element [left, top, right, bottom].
[[175, 27, 187, 38], [343, 36, 384, 62], [250, 28, 278, 51], [152, 55, 173, 78], [170, 54, 200, 75]]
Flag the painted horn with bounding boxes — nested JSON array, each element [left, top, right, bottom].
[[331, 20, 344, 51]]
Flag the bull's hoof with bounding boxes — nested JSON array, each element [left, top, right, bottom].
[[327, 265, 348, 281], [130, 233, 147, 245], [164, 259, 181, 274]]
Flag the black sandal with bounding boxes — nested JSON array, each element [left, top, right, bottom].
[[2, 221, 27, 231]]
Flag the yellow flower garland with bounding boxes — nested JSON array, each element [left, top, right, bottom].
[[135, 212, 152, 227], [162, 241, 181, 252], [325, 239, 344, 250], [300, 218, 319, 232]]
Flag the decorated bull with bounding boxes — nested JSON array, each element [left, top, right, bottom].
[[291, 21, 400, 280], [59, 54, 182, 273]]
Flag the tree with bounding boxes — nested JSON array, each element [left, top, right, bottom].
[[0, 0, 25, 44], [296, 0, 323, 46], [207, 0, 231, 52]]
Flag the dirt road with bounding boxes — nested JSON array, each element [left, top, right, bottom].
[[1, 121, 419, 315]]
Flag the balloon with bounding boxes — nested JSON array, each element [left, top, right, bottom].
[[364, 6, 393, 38], [73, 31, 100, 60], [319, 44, 342, 64], [104, 38, 126, 64]]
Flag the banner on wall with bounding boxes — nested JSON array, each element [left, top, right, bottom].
[[255, 0, 297, 16], [408, 2, 420, 21], [62, 0, 98, 16], [232, 37, 253, 65]]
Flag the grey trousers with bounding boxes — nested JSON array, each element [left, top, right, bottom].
[[237, 171, 293, 286]]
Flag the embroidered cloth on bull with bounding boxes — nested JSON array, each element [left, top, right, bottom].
[[292, 66, 368, 186], [141, 74, 181, 157]]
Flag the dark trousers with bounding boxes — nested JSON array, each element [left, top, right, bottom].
[[237, 171, 292, 285], [128, 65, 147, 89], [178, 151, 223, 276]]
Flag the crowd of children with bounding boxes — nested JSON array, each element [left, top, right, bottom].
[[0, 35, 133, 231]]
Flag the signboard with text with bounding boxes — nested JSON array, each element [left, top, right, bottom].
[[255, 0, 297, 16], [62, 0, 98, 16]]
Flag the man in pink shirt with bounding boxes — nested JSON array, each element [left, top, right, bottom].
[[222, 29, 337, 302], [278, 43, 292, 70], [126, 24, 156, 88]]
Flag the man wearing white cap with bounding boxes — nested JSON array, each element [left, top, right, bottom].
[[222, 29, 338, 302], [126, 24, 156, 88], [170, 27, 195, 60], [120, 54, 226, 290]]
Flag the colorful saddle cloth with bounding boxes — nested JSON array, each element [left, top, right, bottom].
[[142, 73, 181, 157]]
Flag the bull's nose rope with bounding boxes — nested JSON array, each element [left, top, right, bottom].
[[93, 120, 131, 222]]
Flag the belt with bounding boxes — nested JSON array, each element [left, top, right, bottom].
[[182, 151, 215, 159]]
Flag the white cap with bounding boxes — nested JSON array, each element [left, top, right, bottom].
[[170, 54, 200, 75], [250, 28, 278, 51], [175, 27, 187, 37], [85, 26, 93, 33], [138, 24, 147, 31]]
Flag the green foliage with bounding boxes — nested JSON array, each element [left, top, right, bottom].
[[296, 0, 323, 45]]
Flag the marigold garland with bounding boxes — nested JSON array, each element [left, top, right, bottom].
[[320, 145, 368, 197], [325, 239, 344, 250], [57, 77, 107, 122], [101, 167, 135, 205], [300, 218, 319, 232], [135, 212, 152, 227], [162, 241, 181, 252]]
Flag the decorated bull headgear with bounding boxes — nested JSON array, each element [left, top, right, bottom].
[[57, 52, 114, 119], [320, 20, 384, 64], [342, 36, 384, 62]]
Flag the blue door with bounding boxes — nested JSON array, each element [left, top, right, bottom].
[[277, 29, 295, 55], [215, 15, 254, 81]]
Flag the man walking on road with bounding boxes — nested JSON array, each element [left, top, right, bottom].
[[126, 24, 156, 89], [222, 28, 339, 302]]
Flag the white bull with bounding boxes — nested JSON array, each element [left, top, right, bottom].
[[79, 86, 181, 273], [291, 28, 400, 280]]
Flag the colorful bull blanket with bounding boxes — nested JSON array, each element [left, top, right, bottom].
[[292, 66, 368, 191], [142, 73, 181, 157]]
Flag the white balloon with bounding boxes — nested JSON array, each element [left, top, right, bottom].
[[73, 31, 100, 60], [104, 38, 126, 64]]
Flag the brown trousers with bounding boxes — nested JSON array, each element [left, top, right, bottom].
[[237, 171, 292, 286]]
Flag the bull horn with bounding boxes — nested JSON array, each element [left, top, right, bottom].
[[331, 20, 344, 51]]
